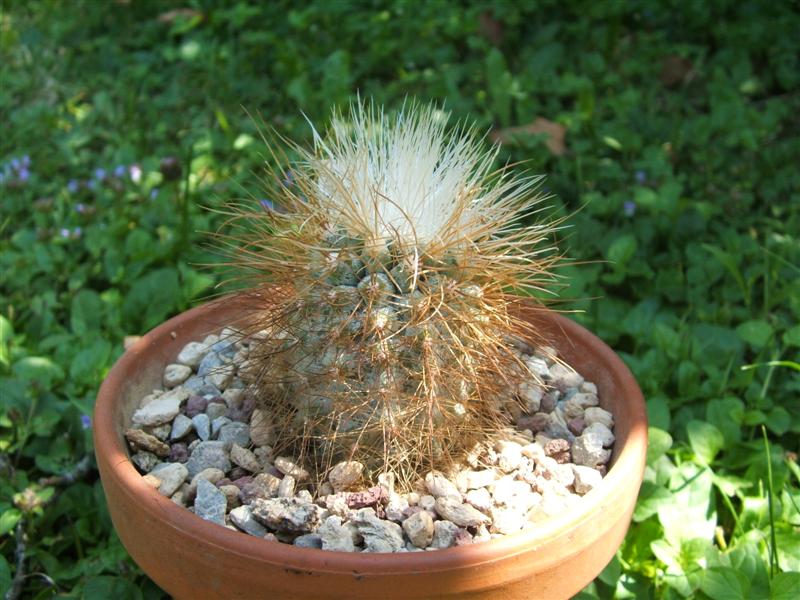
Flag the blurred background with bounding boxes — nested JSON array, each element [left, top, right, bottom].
[[1, 1, 798, 597]]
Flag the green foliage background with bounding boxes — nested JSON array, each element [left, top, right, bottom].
[[1, 1, 798, 598]]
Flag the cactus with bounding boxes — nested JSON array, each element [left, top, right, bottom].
[[219, 103, 562, 491]]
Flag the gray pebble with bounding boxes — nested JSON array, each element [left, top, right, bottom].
[[293, 533, 323, 549], [218, 422, 250, 447], [131, 451, 159, 473], [211, 416, 232, 439], [318, 516, 355, 552], [195, 478, 227, 525], [229, 504, 269, 537], [430, 520, 459, 549], [351, 508, 405, 553], [149, 462, 189, 497], [192, 413, 211, 441], [185, 441, 231, 478], [170, 414, 193, 440]]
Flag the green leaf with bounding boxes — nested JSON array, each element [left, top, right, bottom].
[[0, 508, 21, 536], [647, 396, 672, 431], [69, 339, 113, 384], [83, 576, 144, 600], [771, 572, 800, 600], [701, 567, 750, 600], [122, 268, 181, 331], [736, 320, 774, 347], [706, 397, 744, 445], [703, 243, 750, 305], [687, 420, 725, 465], [70, 289, 104, 335], [647, 427, 673, 465], [783, 324, 800, 347], [0, 555, 10, 597], [607, 234, 638, 266], [0, 315, 12, 367], [766, 407, 791, 435], [12, 356, 65, 389], [658, 463, 716, 546]]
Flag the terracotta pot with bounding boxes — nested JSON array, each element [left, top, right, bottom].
[[94, 296, 647, 600]]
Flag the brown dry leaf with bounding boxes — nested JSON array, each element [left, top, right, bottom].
[[660, 55, 694, 87], [158, 8, 203, 24], [489, 118, 567, 156]]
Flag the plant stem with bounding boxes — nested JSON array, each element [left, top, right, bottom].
[[762, 425, 780, 575]]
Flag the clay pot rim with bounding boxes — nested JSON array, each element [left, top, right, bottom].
[[94, 296, 647, 575]]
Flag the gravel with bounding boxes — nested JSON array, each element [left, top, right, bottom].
[[126, 326, 615, 553]]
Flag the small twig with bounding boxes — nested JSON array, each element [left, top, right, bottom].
[[38, 455, 92, 487], [4, 456, 93, 598], [5, 520, 26, 600]]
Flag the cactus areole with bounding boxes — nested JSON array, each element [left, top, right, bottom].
[[219, 104, 563, 491]]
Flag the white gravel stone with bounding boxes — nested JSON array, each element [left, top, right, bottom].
[[352, 508, 405, 553], [274, 456, 309, 481], [583, 422, 615, 447], [418, 495, 436, 511], [250, 497, 322, 534], [402, 510, 434, 548], [495, 440, 523, 473], [456, 469, 497, 491], [572, 465, 604, 494], [384, 493, 409, 522], [131, 387, 189, 426], [163, 364, 192, 388], [425, 472, 461, 499], [517, 381, 543, 413], [548, 363, 584, 391], [489, 507, 526, 534], [229, 504, 269, 537], [177, 341, 210, 368], [491, 477, 533, 507], [570, 433, 611, 468], [465, 488, 493, 513], [434, 497, 491, 527], [149, 462, 188, 497], [521, 442, 546, 461], [278, 474, 296, 498], [222, 387, 244, 408], [207, 364, 234, 391], [250, 409, 273, 446], [318, 516, 355, 552], [328, 461, 364, 493]]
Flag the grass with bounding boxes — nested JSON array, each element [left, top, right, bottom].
[[1, 1, 799, 598]]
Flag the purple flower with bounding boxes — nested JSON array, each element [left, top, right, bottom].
[[80, 415, 92, 429], [623, 200, 636, 217], [129, 164, 142, 183], [281, 170, 294, 188], [67, 179, 79, 193], [59, 228, 71, 238], [259, 198, 274, 211], [21, 155, 31, 168], [87, 179, 98, 191], [75, 203, 86, 213], [10, 158, 20, 170], [149, 188, 159, 200], [635, 170, 647, 184], [18, 167, 30, 183], [94, 168, 107, 181], [72, 227, 83, 238], [114, 164, 126, 178]]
